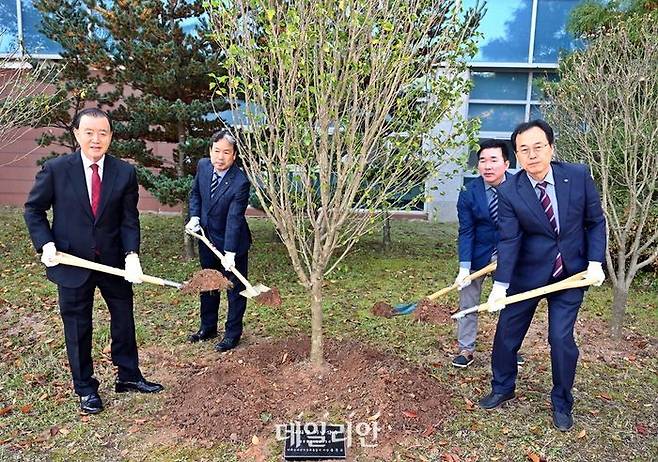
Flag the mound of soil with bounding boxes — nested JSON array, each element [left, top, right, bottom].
[[181, 269, 233, 294], [411, 299, 454, 325], [159, 336, 455, 450], [254, 287, 282, 307], [371, 301, 395, 318]]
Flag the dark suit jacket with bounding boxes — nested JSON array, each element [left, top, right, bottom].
[[24, 151, 140, 289], [495, 161, 606, 293], [457, 173, 510, 271], [189, 159, 252, 255]]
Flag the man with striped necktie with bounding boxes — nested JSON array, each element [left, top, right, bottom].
[[478, 120, 606, 432], [452, 139, 517, 368], [186, 130, 252, 352]]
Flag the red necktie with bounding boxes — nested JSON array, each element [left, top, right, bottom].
[[91, 163, 101, 217]]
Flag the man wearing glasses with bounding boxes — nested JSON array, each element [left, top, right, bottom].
[[477, 120, 606, 432]]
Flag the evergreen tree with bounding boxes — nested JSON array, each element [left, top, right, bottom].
[[36, 0, 230, 256]]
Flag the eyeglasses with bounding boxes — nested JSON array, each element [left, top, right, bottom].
[[516, 143, 549, 156]]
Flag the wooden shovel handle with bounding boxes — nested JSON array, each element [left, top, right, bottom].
[[427, 261, 497, 300], [53, 252, 181, 288], [484, 271, 590, 312], [186, 230, 256, 294]]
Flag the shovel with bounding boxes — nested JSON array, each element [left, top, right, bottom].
[[186, 229, 281, 306], [393, 261, 497, 315], [52, 251, 231, 292], [451, 271, 593, 319]]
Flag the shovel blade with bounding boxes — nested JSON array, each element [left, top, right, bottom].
[[239, 283, 271, 299], [393, 302, 417, 315]]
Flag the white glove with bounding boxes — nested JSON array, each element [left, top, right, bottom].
[[486, 282, 508, 312], [41, 242, 59, 267], [222, 251, 236, 271], [124, 253, 143, 284], [185, 216, 201, 233], [586, 261, 605, 287], [455, 267, 471, 290]]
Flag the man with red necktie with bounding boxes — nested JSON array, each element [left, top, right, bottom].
[[477, 120, 607, 432], [24, 108, 163, 415]]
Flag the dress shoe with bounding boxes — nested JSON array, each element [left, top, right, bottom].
[[115, 377, 164, 394], [552, 410, 574, 431], [188, 328, 217, 343], [478, 391, 515, 410], [215, 337, 239, 352], [79, 392, 103, 414]]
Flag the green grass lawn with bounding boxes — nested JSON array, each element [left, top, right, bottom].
[[0, 206, 656, 461]]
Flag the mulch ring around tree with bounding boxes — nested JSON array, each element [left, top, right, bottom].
[[158, 336, 456, 458]]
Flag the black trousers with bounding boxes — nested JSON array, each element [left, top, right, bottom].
[[57, 272, 141, 396], [198, 243, 248, 341]]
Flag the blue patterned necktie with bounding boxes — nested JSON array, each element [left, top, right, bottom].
[[210, 171, 219, 198], [489, 187, 499, 259], [537, 181, 564, 278], [488, 187, 498, 224]]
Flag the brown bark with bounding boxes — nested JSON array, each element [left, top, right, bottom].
[[309, 274, 324, 367], [610, 284, 629, 340]]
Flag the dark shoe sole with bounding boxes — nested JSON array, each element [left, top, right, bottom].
[[451, 359, 474, 368], [80, 406, 103, 414], [115, 384, 164, 393]]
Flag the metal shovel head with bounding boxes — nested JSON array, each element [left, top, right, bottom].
[[393, 302, 418, 315], [240, 283, 271, 299]]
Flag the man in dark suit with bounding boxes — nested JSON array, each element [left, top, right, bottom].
[[453, 139, 525, 368], [24, 108, 163, 415], [478, 120, 606, 431], [186, 129, 252, 352]]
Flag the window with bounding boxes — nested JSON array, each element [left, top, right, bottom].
[[463, 0, 581, 65], [0, 0, 61, 56]]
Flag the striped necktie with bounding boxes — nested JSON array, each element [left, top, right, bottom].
[[489, 187, 498, 259], [210, 171, 220, 199], [488, 187, 498, 224], [536, 181, 564, 278]]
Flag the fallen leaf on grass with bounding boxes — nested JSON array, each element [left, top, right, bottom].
[[133, 419, 147, 425], [577, 429, 586, 439], [441, 454, 461, 462], [367, 410, 381, 421], [422, 425, 436, 437], [464, 398, 475, 411], [527, 451, 541, 462], [635, 423, 648, 435], [127, 426, 140, 434], [20, 404, 33, 414], [0, 406, 12, 416], [50, 426, 59, 437], [252, 435, 260, 445], [80, 415, 90, 423], [402, 410, 418, 418], [597, 393, 612, 401]]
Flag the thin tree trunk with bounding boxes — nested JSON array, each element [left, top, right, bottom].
[[176, 120, 195, 260], [610, 284, 629, 339], [309, 274, 324, 367], [382, 213, 391, 252]]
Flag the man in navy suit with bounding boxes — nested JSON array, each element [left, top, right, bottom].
[[478, 120, 606, 431], [24, 108, 163, 415], [186, 129, 252, 352], [453, 139, 525, 368]]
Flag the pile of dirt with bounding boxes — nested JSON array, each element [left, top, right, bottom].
[[159, 336, 456, 450], [181, 269, 233, 294], [371, 301, 396, 318], [411, 299, 454, 325], [254, 287, 282, 307]]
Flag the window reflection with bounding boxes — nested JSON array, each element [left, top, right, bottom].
[[464, 0, 532, 63], [468, 103, 526, 132], [533, 0, 582, 63], [21, 0, 61, 54], [0, 0, 18, 53], [471, 72, 528, 100]]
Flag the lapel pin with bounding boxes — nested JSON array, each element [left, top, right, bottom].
[[564, 179, 569, 183]]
